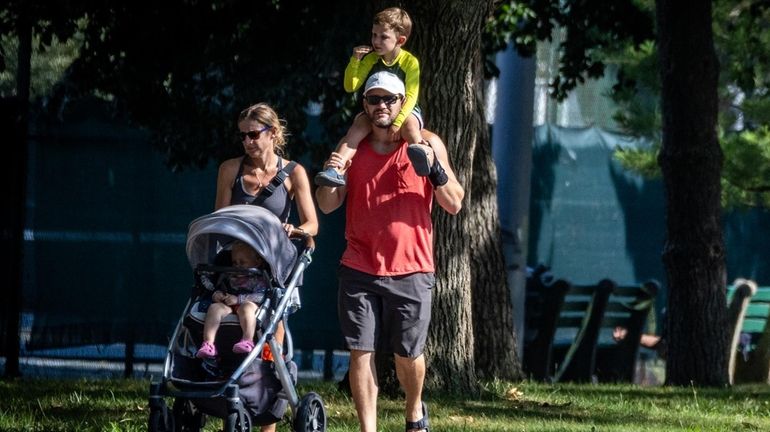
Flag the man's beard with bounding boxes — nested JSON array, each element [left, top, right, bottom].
[[370, 115, 393, 129], [366, 107, 394, 129]]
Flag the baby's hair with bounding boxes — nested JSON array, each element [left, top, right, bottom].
[[237, 103, 289, 156], [374, 7, 412, 40], [231, 240, 263, 264]]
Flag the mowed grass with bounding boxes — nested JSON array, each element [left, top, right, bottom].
[[0, 377, 769, 431]]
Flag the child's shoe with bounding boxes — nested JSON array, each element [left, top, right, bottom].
[[196, 341, 217, 359], [232, 339, 255, 354], [407, 144, 432, 176], [314, 168, 347, 187]]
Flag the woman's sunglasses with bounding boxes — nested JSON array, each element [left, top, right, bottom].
[[364, 95, 401, 106], [239, 125, 272, 141]]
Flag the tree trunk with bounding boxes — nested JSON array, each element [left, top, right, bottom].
[[656, 0, 728, 386], [2, 8, 32, 379], [406, 0, 521, 392]]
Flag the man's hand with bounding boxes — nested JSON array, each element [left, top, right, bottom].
[[352, 46, 372, 60], [324, 151, 351, 172]]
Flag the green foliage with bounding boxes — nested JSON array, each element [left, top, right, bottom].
[[2, 378, 770, 431], [0, 26, 82, 99], [605, 0, 770, 209], [722, 127, 770, 208], [484, 0, 654, 100], [1, 0, 370, 171]]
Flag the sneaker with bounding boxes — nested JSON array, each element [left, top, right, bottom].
[[314, 167, 347, 187], [195, 341, 217, 359], [407, 144, 432, 177], [232, 339, 255, 354]]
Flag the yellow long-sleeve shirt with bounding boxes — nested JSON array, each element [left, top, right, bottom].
[[344, 49, 420, 129]]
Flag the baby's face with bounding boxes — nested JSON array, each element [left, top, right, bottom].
[[231, 247, 264, 269]]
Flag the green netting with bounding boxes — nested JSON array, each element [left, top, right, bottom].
[[21, 128, 344, 352], [527, 124, 770, 288]]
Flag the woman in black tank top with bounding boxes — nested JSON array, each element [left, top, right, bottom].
[[213, 103, 317, 432], [215, 103, 317, 236]]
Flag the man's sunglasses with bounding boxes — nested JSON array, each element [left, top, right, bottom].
[[239, 125, 271, 141], [365, 95, 401, 106]]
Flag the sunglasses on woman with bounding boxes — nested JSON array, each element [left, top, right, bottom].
[[239, 125, 272, 141]]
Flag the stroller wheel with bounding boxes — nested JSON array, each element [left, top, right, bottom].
[[293, 392, 327, 432], [149, 403, 174, 432], [172, 399, 206, 432], [225, 409, 252, 432]]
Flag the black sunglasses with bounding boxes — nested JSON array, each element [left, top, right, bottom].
[[239, 125, 271, 141], [365, 95, 401, 106]]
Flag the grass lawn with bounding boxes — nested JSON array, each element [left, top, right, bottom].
[[0, 377, 769, 431]]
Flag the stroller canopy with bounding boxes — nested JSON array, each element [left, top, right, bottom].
[[186, 205, 298, 286]]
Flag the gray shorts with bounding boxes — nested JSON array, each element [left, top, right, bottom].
[[337, 265, 434, 358]]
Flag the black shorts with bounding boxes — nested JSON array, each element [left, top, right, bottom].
[[337, 265, 434, 358]]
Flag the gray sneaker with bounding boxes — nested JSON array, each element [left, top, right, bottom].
[[314, 167, 347, 187], [407, 144, 432, 176]]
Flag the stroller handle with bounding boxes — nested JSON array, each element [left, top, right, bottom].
[[289, 228, 315, 252]]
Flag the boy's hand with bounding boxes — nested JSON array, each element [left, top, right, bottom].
[[352, 46, 372, 60]]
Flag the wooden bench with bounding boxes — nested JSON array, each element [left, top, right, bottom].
[[728, 280, 770, 384], [550, 279, 616, 383], [523, 268, 659, 383], [523, 266, 571, 381], [593, 280, 660, 383]]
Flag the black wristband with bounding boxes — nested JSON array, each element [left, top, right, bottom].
[[428, 156, 449, 187]]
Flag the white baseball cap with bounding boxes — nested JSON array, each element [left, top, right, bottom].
[[364, 71, 405, 96]]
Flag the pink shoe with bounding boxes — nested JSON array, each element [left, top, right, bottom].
[[232, 339, 255, 354], [196, 341, 217, 359]]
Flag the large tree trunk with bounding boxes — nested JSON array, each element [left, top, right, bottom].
[[470, 117, 521, 380], [656, 0, 728, 386], [406, 0, 520, 392], [2, 9, 32, 379]]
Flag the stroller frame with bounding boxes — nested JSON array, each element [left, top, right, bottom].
[[148, 205, 326, 432]]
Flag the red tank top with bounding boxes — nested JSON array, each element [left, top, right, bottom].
[[340, 138, 434, 275]]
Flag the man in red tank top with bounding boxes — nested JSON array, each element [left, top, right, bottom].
[[316, 71, 464, 432]]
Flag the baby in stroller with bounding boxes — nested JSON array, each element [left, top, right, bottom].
[[148, 205, 326, 432], [197, 240, 270, 358]]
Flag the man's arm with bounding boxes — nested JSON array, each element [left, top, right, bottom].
[[315, 185, 347, 214], [315, 151, 349, 213], [421, 130, 464, 214]]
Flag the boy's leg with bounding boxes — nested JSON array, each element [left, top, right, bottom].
[[404, 115, 433, 176], [401, 115, 422, 145], [315, 114, 372, 187]]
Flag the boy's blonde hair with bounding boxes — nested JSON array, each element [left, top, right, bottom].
[[373, 7, 412, 40], [237, 103, 288, 156]]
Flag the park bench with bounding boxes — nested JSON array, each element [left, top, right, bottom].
[[523, 267, 659, 383], [550, 278, 617, 383], [727, 279, 770, 384], [522, 266, 571, 381], [592, 280, 660, 382], [523, 267, 617, 383]]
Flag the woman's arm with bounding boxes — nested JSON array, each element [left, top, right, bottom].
[[214, 159, 239, 210], [288, 162, 319, 236]]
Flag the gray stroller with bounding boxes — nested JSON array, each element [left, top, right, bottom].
[[148, 205, 326, 432]]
